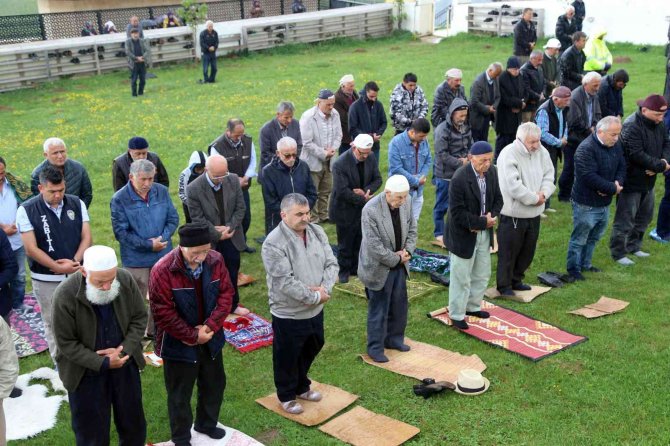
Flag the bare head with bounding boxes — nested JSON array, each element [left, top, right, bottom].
[[205, 154, 229, 185], [596, 116, 622, 147], [280, 193, 311, 234], [276, 101, 295, 127], [276, 136, 298, 167], [129, 159, 156, 197], [582, 71, 602, 95], [402, 72, 418, 93], [516, 122, 542, 152], [566, 6, 575, 18], [486, 62, 503, 79], [226, 118, 245, 143], [43, 137, 67, 167]]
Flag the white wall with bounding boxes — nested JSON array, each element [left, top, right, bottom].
[[449, 0, 670, 45]]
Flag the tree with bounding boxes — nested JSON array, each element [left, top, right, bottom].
[[177, 0, 208, 34]]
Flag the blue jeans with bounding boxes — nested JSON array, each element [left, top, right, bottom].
[[566, 201, 609, 274], [202, 52, 217, 82], [432, 178, 450, 237], [655, 173, 670, 238], [11, 246, 26, 309]]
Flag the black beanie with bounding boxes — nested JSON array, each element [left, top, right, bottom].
[[178, 223, 211, 247]]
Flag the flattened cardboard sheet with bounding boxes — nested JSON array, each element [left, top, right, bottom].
[[319, 406, 420, 446]]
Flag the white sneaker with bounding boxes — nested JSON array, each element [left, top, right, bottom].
[[633, 250, 650, 258], [544, 208, 557, 213], [281, 400, 304, 414], [540, 213, 547, 219], [616, 257, 635, 266], [297, 390, 322, 402]]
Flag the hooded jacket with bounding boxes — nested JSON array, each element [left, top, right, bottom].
[[178, 151, 206, 204], [583, 29, 612, 72], [497, 138, 556, 218], [431, 81, 467, 128], [433, 98, 473, 180], [597, 74, 624, 118]]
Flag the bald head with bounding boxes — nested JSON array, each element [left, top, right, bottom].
[[206, 155, 229, 184]]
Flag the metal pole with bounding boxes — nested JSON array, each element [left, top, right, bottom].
[[239, 0, 245, 19], [39, 14, 47, 40]]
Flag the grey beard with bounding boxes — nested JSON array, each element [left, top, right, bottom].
[[455, 123, 467, 134], [86, 278, 121, 305]]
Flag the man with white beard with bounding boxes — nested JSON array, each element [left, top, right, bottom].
[[52, 245, 147, 445]]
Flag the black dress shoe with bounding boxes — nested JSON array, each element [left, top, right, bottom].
[[452, 319, 469, 330], [368, 352, 389, 363], [338, 273, 350, 284], [243, 245, 256, 253], [194, 426, 226, 439], [512, 283, 532, 291], [9, 387, 22, 398], [466, 310, 490, 319], [499, 288, 515, 296], [386, 343, 410, 352], [584, 266, 602, 273]]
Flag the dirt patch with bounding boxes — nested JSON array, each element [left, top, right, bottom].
[[559, 360, 585, 375], [389, 46, 400, 51], [255, 428, 282, 444], [483, 44, 492, 49], [51, 97, 63, 103], [52, 87, 67, 93], [0, 105, 14, 112], [353, 48, 367, 53], [614, 56, 631, 64]]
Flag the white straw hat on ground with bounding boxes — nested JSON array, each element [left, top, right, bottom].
[[454, 369, 490, 396]]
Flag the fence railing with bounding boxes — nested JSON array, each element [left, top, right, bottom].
[[0, 4, 393, 92], [0, 0, 328, 45]]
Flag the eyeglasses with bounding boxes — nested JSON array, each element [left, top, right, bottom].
[[210, 172, 229, 180], [280, 153, 298, 159]]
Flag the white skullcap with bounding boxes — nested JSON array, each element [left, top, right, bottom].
[[353, 134, 374, 149], [445, 68, 462, 79], [83, 245, 118, 272], [385, 175, 410, 193], [339, 74, 354, 85], [543, 38, 561, 49]]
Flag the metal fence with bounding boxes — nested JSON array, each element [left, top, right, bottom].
[[0, 0, 327, 44]]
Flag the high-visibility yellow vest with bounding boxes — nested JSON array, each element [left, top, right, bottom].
[[584, 34, 613, 71]]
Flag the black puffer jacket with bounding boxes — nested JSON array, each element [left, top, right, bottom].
[[621, 111, 670, 192]]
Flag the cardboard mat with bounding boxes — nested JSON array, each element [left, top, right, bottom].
[[430, 301, 587, 361], [569, 296, 629, 318], [359, 338, 486, 384], [319, 406, 420, 446], [484, 285, 551, 303], [334, 276, 441, 301], [255, 381, 358, 426]]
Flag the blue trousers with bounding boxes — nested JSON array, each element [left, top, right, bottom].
[[68, 361, 146, 446], [433, 178, 450, 237], [566, 201, 609, 274], [365, 268, 408, 357], [202, 52, 217, 82]]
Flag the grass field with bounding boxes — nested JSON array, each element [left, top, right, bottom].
[[0, 0, 38, 15], [2, 32, 669, 445]]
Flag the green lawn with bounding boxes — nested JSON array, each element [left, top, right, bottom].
[[0, 0, 38, 15], [2, 32, 670, 445]]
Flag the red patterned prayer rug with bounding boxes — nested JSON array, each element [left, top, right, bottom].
[[429, 301, 587, 361], [9, 294, 48, 358], [224, 312, 273, 353]]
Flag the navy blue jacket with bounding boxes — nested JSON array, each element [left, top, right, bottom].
[[0, 231, 18, 317], [572, 133, 626, 207], [348, 92, 388, 152], [261, 157, 317, 232], [597, 75, 624, 118], [110, 183, 179, 268]]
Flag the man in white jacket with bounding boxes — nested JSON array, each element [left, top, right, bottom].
[[299, 89, 343, 223], [496, 123, 556, 296]]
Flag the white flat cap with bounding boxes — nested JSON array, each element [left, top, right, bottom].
[[385, 175, 410, 193], [353, 134, 374, 149], [83, 245, 118, 272], [445, 68, 463, 79], [339, 74, 354, 85]]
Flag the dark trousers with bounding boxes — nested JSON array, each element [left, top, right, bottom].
[[336, 222, 362, 276], [657, 174, 670, 238], [272, 311, 324, 402], [545, 145, 559, 208], [472, 123, 490, 143], [202, 52, 217, 82], [68, 362, 146, 446], [163, 348, 225, 444], [242, 188, 251, 242], [216, 239, 240, 311], [558, 143, 577, 201], [496, 215, 541, 291], [609, 190, 655, 259], [182, 203, 192, 224], [365, 268, 408, 357], [495, 133, 515, 161], [130, 62, 146, 96], [265, 208, 280, 235], [339, 142, 351, 155]]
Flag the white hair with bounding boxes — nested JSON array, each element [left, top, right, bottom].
[[205, 20, 214, 27], [516, 122, 542, 141], [129, 159, 156, 176], [277, 136, 297, 151], [43, 137, 65, 153], [566, 5, 575, 13], [596, 116, 621, 133], [582, 71, 602, 85]]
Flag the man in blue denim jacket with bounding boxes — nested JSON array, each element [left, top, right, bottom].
[[388, 118, 432, 221], [111, 159, 179, 336]]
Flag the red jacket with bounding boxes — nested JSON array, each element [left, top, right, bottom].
[[149, 247, 233, 362]]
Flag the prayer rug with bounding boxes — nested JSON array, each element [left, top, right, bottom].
[[569, 296, 629, 318], [359, 338, 486, 384], [149, 423, 263, 445], [484, 285, 551, 303], [224, 313, 273, 353], [409, 248, 450, 277], [334, 276, 441, 301], [9, 294, 48, 357], [319, 406, 420, 446], [429, 301, 587, 361], [256, 381, 358, 427], [6, 367, 67, 441]]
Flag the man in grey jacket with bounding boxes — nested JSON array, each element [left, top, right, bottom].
[[496, 123, 555, 296], [299, 89, 343, 223], [469, 62, 502, 143], [261, 193, 338, 415], [126, 28, 150, 97], [359, 175, 417, 363]]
